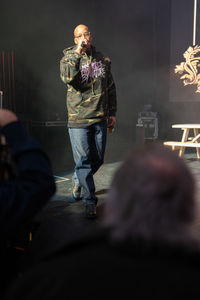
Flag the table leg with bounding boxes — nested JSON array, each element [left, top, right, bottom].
[[194, 128, 200, 159], [179, 128, 189, 157]]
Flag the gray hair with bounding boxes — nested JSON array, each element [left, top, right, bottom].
[[104, 143, 199, 249]]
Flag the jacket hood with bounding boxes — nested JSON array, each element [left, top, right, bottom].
[[63, 46, 74, 55]]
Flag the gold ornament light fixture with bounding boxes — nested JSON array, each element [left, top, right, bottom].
[[175, 0, 200, 93]]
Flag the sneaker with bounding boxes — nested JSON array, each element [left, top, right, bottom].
[[85, 204, 97, 219], [71, 184, 82, 202]]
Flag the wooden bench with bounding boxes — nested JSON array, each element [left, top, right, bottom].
[[163, 124, 200, 158]]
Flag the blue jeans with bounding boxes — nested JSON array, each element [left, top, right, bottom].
[[68, 120, 107, 205]]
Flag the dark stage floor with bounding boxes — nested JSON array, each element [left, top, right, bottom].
[[8, 152, 200, 275], [37, 153, 200, 230], [37, 160, 121, 222]]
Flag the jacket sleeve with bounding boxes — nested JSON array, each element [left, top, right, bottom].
[[107, 61, 117, 117], [0, 121, 56, 236], [60, 51, 82, 85]]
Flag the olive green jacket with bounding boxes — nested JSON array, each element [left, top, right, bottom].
[[60, 45, 117, 127]]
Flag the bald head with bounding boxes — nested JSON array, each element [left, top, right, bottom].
[[74, 24, 89, 38]]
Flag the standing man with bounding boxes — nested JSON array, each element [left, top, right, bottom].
[[60, 24, 117, 218]]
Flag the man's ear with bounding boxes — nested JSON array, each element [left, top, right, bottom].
[[74, 37, 78, 45]]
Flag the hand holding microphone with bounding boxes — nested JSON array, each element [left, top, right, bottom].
[[76, 40, 87, 54], [81, 42, 87, 48]]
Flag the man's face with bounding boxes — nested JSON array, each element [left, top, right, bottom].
[[74, 25, 92, 50]]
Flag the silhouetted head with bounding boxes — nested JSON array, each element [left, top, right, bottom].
[[104, 143, 198, 247]]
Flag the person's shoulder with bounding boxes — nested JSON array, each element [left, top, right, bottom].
[[103, 56, 111, 64], [93, 47, 111, 64], [103, 55, 111, 67], [62, 46, 76, 56]]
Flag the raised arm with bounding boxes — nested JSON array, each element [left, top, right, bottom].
[[60, 50, 82, 85]]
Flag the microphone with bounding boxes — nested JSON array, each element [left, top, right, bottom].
[[81, 42, 86, 48]]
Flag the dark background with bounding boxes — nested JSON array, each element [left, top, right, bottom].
[[1, 0, 199, 174]]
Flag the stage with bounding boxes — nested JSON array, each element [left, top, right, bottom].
[[37, 160, 121, 222], [36, 153, 200, 231]]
